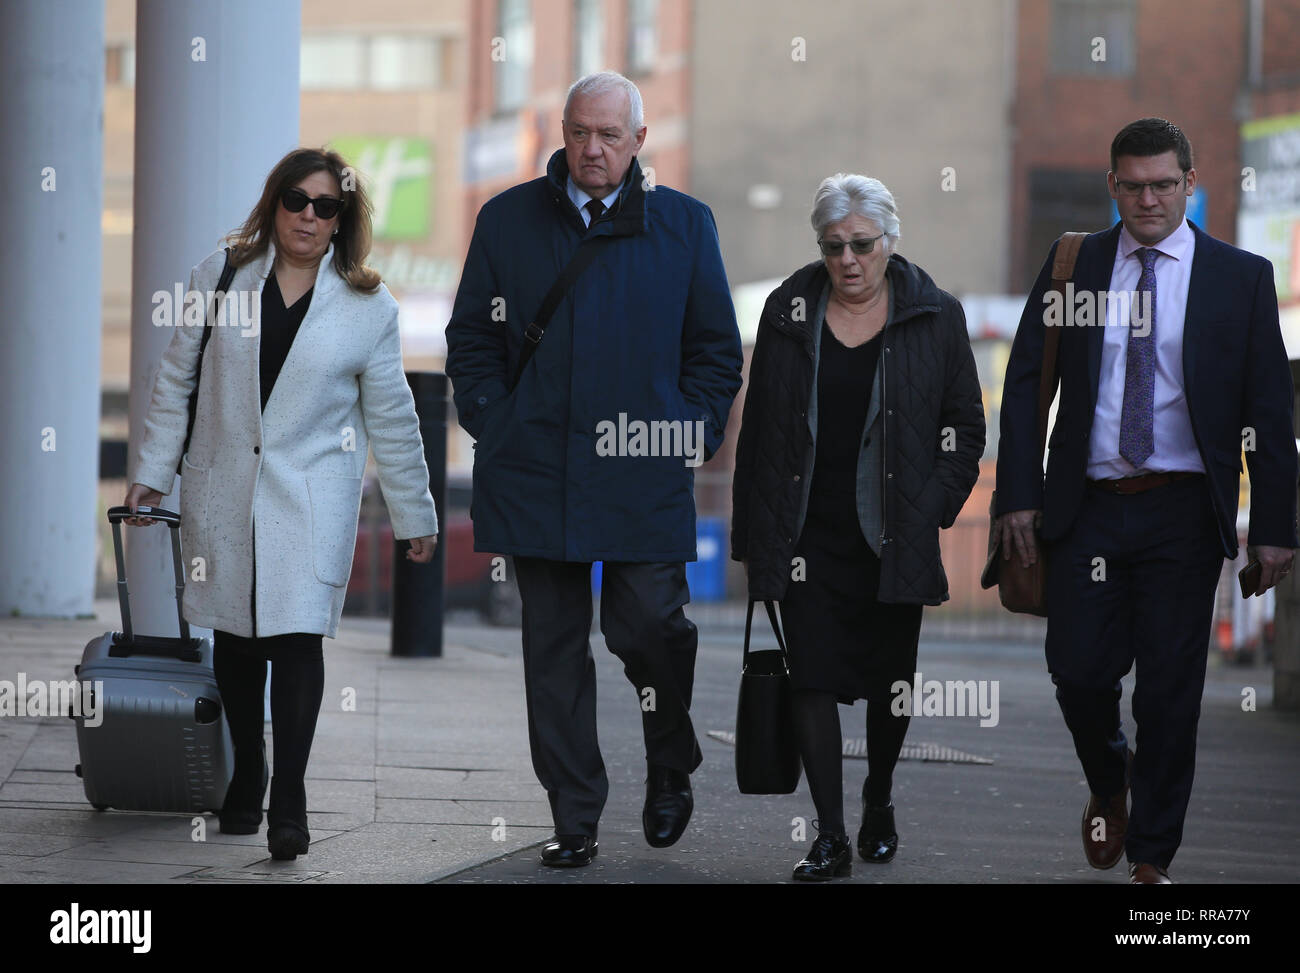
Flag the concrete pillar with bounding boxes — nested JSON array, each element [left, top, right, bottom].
[[1274, 359, 1300, 710], [0, 2, 106, 617], [126, 0, 300, 636]]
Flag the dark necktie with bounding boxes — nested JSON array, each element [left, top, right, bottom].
[[1119, 246, 1159, 468], [584, 198, 605, 226]]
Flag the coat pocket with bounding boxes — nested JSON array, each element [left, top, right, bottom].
[[918, 476, 947, 528], [178, 454, 211, 565], [306, 475, 364, 587]]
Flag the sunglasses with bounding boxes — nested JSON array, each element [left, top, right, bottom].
[[817, 233, 884, 256], [280, 187, 344, 220]]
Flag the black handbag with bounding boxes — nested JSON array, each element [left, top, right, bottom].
[[177, 247, 236, 475], [735, 599, 802, 795]]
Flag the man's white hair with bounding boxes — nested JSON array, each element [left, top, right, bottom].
[[564, 71, 645, 132], [811, 173, 901, 251]]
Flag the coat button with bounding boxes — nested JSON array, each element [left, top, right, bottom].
[[477, 395, 488, 406], [253, 446, 260, 455], [886, 472, 893, 479], [793, 474, 800, 482], [887, 409, 893, 416]]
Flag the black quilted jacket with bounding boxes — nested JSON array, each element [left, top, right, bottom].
[[731, 255, 985, 604]]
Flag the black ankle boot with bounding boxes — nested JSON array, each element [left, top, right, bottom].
[[267, 776, 310, 860], [219, 740, 268, 835]]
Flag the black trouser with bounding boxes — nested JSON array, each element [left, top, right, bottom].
[[1044, 476, 1223, 869], [513, 557, 702, 838], [213, 630, 324, 828]]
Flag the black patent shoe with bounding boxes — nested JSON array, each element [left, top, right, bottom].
[[857, 801, 899, 864], [219, 741, 268, 835], [642, 764, 693, 848], [266, 776, 310, 860], [792, 823, 852, 881], [540, 834, 598, 867]]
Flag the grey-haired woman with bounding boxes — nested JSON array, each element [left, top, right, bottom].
[[731, 173, 984, 881]]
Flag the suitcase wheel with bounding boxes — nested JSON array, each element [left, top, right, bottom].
[[92, 804, 108, 812], [74, 763, 82, 778], [195, 697, 223, 724]]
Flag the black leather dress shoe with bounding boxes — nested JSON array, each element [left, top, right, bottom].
[[540, 834, 598, 867], [642, 764, 693, 848], [792, 826, 852, 881], [857, 801, 898, 863]]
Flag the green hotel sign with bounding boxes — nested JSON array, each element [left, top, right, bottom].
[[329, 136, 432, 240]]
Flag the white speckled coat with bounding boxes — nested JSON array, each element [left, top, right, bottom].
[[132, 243, 439, 639]]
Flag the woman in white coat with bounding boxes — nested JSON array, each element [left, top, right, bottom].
[[125, 148, 439, 860]]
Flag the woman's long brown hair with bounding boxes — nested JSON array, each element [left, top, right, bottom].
[[223, 147, 382, 293]]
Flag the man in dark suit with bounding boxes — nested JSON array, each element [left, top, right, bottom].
[[995, 118, 1298, 883], [445, 72, 742, 868]]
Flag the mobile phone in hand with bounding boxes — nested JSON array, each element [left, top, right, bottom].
[[1238, 559, 1263, 598]]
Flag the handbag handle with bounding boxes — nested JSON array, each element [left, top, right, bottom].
[[742, 598, 790, 667], [178, 247, 236, 475]]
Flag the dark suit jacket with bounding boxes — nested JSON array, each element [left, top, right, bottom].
[[996, 221, 1299, 559]]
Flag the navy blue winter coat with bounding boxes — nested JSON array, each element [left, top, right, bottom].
[[445, 150, 743, 562]]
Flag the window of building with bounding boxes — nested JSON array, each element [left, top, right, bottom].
[[496, 0, 534, 113], [1023, 169, 1116, 290], [626, 0, 657, 75], [574, 0, 605, 78], [106, 44, 135, 86], [301, 35, 368, 89], [1049, 0, 1136, 77], [300, 34, 443, 90], [370, 35, 441, 90]]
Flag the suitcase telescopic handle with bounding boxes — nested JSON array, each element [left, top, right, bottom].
[[105, 506, 198, 659], [107, 505, 181, 528]]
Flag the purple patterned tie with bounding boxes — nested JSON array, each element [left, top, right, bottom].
[[1119, 246, 1158, 468]]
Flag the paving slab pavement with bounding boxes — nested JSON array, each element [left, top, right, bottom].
[[1, 599, 1297, 886], [0, 600, 550, 884]]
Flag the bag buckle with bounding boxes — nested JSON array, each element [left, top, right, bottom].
[[523, 322, 544, 344]]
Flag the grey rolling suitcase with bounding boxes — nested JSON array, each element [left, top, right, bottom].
[[72, 505, 233, 813]]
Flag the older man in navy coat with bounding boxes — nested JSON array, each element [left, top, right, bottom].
[[996, 118, 1298, 883], [446, 72, 742, 866]]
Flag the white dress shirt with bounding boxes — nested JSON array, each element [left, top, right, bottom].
[[566, 176, 621, 227], [1087, 218, 1204, 478]]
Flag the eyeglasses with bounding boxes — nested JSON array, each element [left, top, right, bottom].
[[280, 187, 344, 220], [817, 233, 884, 257], [1113, 173, 1186, 197]]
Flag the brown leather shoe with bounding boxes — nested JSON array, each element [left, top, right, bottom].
[[1081, 748, 1133, 870], [1129, 862, 1172, 884]]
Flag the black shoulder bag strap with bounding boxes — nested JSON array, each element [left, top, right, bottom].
[[508, 235, 610, 391], [178, 247, 236, 474]]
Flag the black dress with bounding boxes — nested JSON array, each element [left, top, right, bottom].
[[781, 318, 924, 705]]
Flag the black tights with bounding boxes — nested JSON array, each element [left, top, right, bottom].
[[792, 688, 912, 837], [214, 631, 324, 827]]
